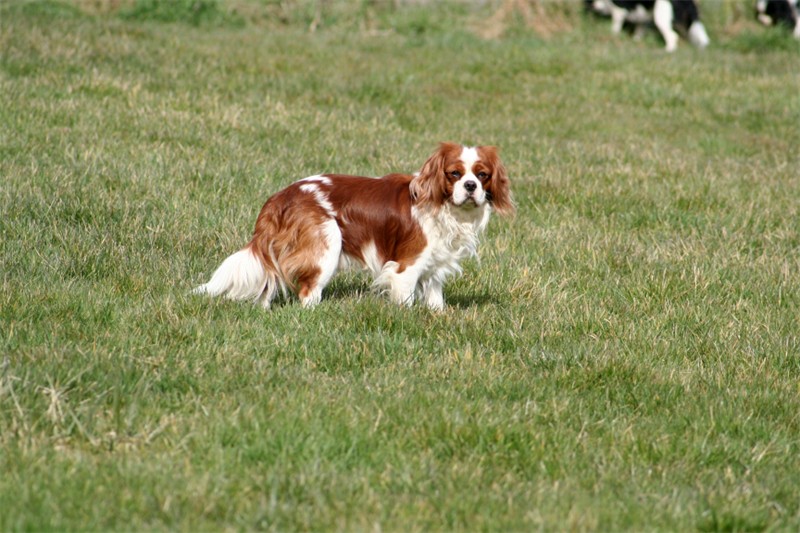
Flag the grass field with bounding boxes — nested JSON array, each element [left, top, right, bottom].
[[2, 0, 800, 530]]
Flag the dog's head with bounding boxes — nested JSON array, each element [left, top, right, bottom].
[[411, 142, 514, 216]]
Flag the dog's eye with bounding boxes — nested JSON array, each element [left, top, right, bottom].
[[449, 171, 462, 179], [477, 172, 489, 180]]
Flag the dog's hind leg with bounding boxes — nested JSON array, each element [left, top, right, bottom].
[[295, 218, 342, 308]]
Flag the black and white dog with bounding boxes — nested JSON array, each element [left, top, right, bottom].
[[755, 0, 800, 39], [589, 0, 710, 52]]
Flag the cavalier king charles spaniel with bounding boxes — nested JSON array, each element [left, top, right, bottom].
[[194, 142, 513, 310]]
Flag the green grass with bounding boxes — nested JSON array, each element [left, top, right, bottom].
[[2, 1, 800, 531]]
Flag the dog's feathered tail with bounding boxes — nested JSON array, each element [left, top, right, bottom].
[[193, 245, 282, 307]]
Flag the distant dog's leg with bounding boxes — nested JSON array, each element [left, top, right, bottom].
[[632, 23, 647, 41], [631, 5, 648, 40], [610, 5, 627, 34], [654, 0, 679, 51], [688, 21, 710, 49]]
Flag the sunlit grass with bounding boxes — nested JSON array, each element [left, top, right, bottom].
[[2, 1, 799, 530]]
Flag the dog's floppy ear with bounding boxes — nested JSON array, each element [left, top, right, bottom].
[[479, 145, 514, 216], [411, 142, 457, 209]]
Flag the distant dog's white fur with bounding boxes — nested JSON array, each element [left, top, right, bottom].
[[591, 0, 710, 51]]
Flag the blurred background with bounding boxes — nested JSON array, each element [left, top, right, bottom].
[[32, 0, 798, 46]]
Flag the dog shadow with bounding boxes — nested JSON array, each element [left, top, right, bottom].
[[324, 276, 373, 301], [445, 291, 501, 308], [325, 275, 499, 309]]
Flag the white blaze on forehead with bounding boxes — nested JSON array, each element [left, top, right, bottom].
[[459, 146, 480, 176], [450, 145, 488, 208]]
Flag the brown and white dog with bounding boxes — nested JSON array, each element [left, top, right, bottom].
[[194, 143, 513, 310]]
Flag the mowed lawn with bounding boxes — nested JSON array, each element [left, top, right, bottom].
[[2, 1, 800, 530]]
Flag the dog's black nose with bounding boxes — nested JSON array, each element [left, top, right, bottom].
[[464, 180, 477, 193]]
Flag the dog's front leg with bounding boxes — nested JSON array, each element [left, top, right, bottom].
[[420, 279, 445, 311]]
